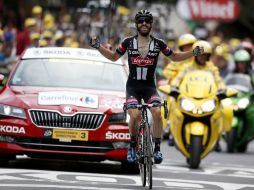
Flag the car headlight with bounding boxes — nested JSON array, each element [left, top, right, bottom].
[[221, 98, 232, 106], [180, 98, 195, 112], [201, 99, 216, 112], [108, 113, 129, 124], [0, 104, 26, 119], [237, 98, 249, 109]]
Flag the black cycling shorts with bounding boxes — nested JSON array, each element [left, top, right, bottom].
[[126, 78, 161, 107]]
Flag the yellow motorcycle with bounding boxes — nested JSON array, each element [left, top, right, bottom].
[[159, 70, 237, 169]]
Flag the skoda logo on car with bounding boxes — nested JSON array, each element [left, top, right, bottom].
[[63, 106, 72, 113]]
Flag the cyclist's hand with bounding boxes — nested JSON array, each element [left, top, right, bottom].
[[217, 88, 227, 100], [90, 36, 100, 49], [193, 46, 204, 56]]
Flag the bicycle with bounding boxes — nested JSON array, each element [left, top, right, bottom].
[[124, 101, 168, 189]]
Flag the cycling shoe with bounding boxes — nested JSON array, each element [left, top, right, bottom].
[[127, 147, 136, 163], [154, 150, 163, 164]]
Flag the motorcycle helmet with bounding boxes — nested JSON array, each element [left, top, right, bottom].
[[32, 5, 42, 15], [240, 41, 253, 56], [210, 36, 222, 46], [240, 41, 253, 50], [135, 10, 153, 23], [178, 34, 197, 50], [193, 40, 212, 54], [214, 44, 230, 61], [233, 49, 251, 62], [192, 40, 212, 65]]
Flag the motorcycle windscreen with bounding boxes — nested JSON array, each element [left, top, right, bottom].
[[179, 70, 218, 99]]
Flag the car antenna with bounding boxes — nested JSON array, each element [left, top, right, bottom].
[[38, 9, 43, 48]]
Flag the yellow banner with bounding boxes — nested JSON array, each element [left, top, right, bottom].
[[52, 129, 88, 141]]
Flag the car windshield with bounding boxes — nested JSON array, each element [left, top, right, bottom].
[[9, 59, 127, 91], [225, 73, 252, 92]]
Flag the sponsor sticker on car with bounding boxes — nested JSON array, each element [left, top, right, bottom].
[[52, 129, 88, 141], [38, 91, 98, 108], [106, 131, 130, 140]]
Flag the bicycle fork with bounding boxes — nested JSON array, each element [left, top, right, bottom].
[[137, 123, 145, 164]]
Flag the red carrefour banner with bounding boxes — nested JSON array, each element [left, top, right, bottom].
[[177, 0, 240, 22]]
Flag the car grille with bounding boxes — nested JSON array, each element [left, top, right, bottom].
[[29, 110, 105, 130], [15, 137, 114, 153]]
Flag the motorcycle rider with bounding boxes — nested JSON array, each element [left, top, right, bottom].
[[90, 10, 203, 164], [171, 40, 226, 90], [233, 49, 254, 87], [171, 40, 227, 152], [239, 41, 253, 66], [212, 44, 232, 79]]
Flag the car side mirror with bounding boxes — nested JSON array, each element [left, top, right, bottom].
[[0, 74, 5, 84], [158, 85, 171, 95], [226, 87, 238, 97], [217, 87, 238, 101]]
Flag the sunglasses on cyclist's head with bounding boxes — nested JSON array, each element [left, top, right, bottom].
[[136, 17, 153, 24]]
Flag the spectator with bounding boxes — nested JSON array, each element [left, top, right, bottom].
[[16, 18, 36, 55]]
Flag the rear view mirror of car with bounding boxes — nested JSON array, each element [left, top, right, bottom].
[[158, 85, 171, 95], [0, 74, 5, 84]]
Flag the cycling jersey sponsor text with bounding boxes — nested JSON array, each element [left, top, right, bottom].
[[131, 56, 154, 66]]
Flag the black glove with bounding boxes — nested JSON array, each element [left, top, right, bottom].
[[217, 89, 227, 100], [169, 86, 180, 98], [193, 46, 204, 56], [90, 36, 100, 49]]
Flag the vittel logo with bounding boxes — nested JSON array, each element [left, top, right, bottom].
[[177, 0, 239, 22], [0, 125, 25, 134], [106, 131, 130, 140], [189, 0, 239, 21]]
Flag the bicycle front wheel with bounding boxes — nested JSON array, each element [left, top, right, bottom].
[[138, 127, 146, 187], [145, 123, 153, 189]]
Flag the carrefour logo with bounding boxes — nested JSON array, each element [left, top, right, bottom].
[[83, 96, 95, 104]]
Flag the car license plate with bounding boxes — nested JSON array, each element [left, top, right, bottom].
[[52, 129, 88, 141]]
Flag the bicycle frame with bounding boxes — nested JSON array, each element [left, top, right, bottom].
[[137, 105, 153, 189]]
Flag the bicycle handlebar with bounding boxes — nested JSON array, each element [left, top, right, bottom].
[[123, 100, 168, 119], [124, 102, 163, 110]]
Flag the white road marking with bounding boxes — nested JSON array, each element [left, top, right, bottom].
[[164, 181, 204, 188], [0, 184, 130, 190], [155, 163, 254, 178], [158, 178, 254, 190], [23, 173, 63, 182], [76, 176, 117, 183], [0, 162, 254, 189]]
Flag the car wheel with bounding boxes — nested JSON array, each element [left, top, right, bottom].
[[0, 154, 15, 167], [237, 142, 248, 153]]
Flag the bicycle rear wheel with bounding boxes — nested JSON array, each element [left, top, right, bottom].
[[138, 126, 146, 187], [145, 123, 153, 189]]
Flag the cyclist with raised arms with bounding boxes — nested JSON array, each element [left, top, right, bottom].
[[90, 10, 203, 164]]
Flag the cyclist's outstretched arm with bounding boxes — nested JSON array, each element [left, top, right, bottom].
[[98, 45, 121, 61], [167, 45, 204, 62], [168, 50, 194, 62], [90, 36, 121, 61]]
